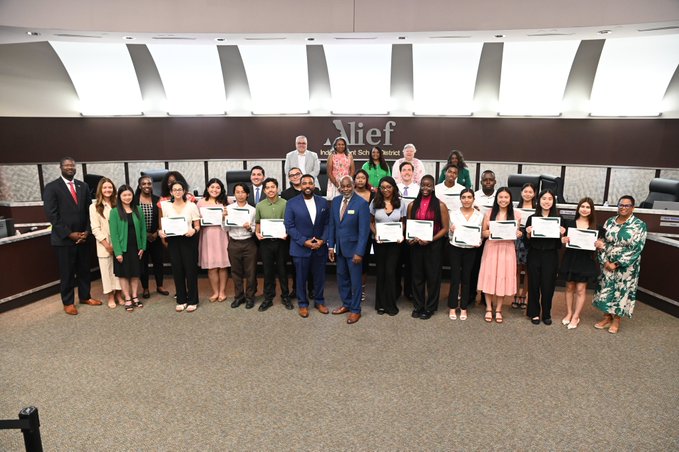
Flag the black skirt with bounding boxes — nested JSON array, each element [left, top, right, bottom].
[[114, 213, 141, 278], [559, 248, 599, 282]]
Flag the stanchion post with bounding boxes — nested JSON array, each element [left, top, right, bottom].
[[18, 406, 43, 452]]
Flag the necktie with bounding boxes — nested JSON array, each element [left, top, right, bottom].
[[340, 198, 349, 221], [68, 181, 78, 204], [403, 186, 408, 197], [255, 187, 260, 204]]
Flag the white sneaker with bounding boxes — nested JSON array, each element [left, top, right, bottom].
[[176, 303, 187, 312], [186, 304, 197, 312]]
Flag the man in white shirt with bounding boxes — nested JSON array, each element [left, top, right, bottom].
[[397, 161, 420, 211], [284, 135, 320, 181], [435, 164, 465, 213], [474, 170, 497, 215]]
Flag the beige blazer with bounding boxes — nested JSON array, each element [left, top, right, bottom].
[[89, 203, 114, 258]]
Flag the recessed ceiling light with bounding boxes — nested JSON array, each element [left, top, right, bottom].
[[495, 34, 505, 38], [307, 37, 315, 41], [215, 37, 226, 42], [398, 36, 406, 40], [123, 36, 135, 40], [598, 30, 612, 35], [26, 31, 40, 36]]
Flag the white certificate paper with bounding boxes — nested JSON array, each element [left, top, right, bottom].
[[406, 220, 434, 241], [376, 222, 403, 243], [531, 217, 561, 238], [225, 207, 251, 227], [161, 216, 189, 236], [260, 219, 286, 239], [489, 220, 518, 241], [200, 207, 223, 226], [515, 208, 534, 227], [452, 225, 482, 247], [566, 228, 598, 251]]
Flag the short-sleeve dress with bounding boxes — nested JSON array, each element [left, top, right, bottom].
[[326, 152, 352, 200], [197, 199, 230, 269], [477, 210, 522, 296]]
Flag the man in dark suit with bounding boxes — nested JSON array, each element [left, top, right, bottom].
[[328, 176, 371, 324], [284, 174, 329, 318], [247, 166, 265, 207], [43, 157, 101, 315]]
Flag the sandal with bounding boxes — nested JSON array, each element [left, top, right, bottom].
[[449, 309, 457, 320], [495, 311, 503, 323], [107, 299, 116, 309], [124, 300, 134, 312], [519, 297, 527, 309], [594, 315, 613, 330], [511, 297, 520, 309], [459, 310, 468, 321], [132, 297, 143, 309], [485, 310, 493, 323]]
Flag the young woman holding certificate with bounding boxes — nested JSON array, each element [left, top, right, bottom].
[[447, 188, 483, 321], [159, 180, 201, 312], [477, 187, 522, 323], [197, 178, 230, 303], [513, 183, 537, 310], [559, 197, 600, 329], [370, 176, 406, 316], [524, 189, 565, 325], [406, 175, 449, 320]]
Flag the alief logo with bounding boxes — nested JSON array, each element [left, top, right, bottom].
[[321, 120, 400, 157]]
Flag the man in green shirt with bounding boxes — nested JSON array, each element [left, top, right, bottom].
[[255, 178, 292, 311]]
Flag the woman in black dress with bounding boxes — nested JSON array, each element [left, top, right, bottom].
[[559, 197, 601, 329]]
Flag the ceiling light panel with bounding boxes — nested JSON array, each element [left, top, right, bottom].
[[148, 44, 226, 115], [412, 43, 482, 115], [590, 35, 679, 116], [499, 40, 580, 116], [324, 44, 392, 114], [239, 45, 309, 114], [50, 42, 142, 115]]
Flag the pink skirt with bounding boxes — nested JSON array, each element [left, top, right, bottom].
[[198, 226, 231, 269], [477, 240, 517, 296]]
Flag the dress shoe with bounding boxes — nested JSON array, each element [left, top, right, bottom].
[[332, 306, 349, 315], [63, 304, 78, 315], [142, 290, 151, 299], [157, 288, 170, 296], [258, 300, 273, 312], [289, 290, 297, 299], [543, 318, 553, 325], [299, 307, 309, 318], [411, 309, 422, 318], [377, 308, 386, 315], [531, 317, 541, 325], [231, 298, 245, 308], [347, 313, 361, 324], [245, 299, 255, 309], [282, 297, 294, 310], [315, 303, 329, 314], [419, 310, 432, 320], [80, 298, 102, 306]]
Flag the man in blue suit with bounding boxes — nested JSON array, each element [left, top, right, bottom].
[[328, 176, 371, 324], [284, 174, 330, 318]]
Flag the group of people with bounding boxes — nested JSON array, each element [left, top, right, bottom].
[[44, 141, 648, 332]]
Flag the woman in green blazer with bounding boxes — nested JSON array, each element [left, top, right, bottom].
[[110, 184, 147, 311], [438, 150, 472, 188]]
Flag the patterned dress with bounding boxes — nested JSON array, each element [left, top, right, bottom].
[[592, 215, 647, 318], [326, 152, 352, 200]]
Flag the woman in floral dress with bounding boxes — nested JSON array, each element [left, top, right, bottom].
[[326, 136, 355, 200], [592, 195, 647, 334]]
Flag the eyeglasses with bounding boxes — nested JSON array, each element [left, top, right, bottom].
[[379, 186, 393, 191], [296, 142, 307, 145], [617, 203, 633, 208], [171, 188, 184, 193], [288, 172, 302, 178]]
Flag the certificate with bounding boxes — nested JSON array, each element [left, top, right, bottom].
[[200, 207, 223, 226], [531, 217, 561, 238], [515, 208, 534, 227], [406, 220, 433, 241], [489, 220, 518, 241], [161, 216, 189, 237], [260, 219, 286, 239], [452, 224, 482, 247], [225, 207, 251, 227], [566, 228, 598, 251], [375, 222, 403, 243]]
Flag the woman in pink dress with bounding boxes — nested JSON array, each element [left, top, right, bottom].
[[326, 136, 355, 200], [477, 187, 523, 323], [197, 178, 230, 302]]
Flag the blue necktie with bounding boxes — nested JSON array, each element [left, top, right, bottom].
[[255, 187, 260, 203]]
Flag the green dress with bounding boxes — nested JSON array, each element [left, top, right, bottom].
[[592, 215, 647, 318], [361, 161, 391, 189]]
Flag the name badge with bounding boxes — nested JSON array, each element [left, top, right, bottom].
[[348, 210, 355, 214]]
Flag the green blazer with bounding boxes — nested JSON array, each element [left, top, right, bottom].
[[109, 207, 147, 257], [438, 166, 472, 188]]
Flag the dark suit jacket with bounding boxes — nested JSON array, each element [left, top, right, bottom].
[[247, 184, 266, 207], [328, 195, 371, 258], [284, 194, 329, 258], [43, 177, 92, 246]]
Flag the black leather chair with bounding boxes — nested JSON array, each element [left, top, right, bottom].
[[226, 170, 251, 196], [83, 173, 104, 199], [507, 174, 540, 202], [640, 178, 679, 208], [140, 169, 169, 197], [317, 162, 328, 198], [539, 174, 564, 203]]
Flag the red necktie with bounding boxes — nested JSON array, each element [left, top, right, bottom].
[[68, 181, 78, 204]]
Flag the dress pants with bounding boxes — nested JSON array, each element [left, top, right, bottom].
[[410, 239, 443, 313], [140, 237, 164, 290], [55, 243, 91, 306], [468, 240, 485, 306], [259, 239, 289, 301], [336, 254, 364, 314], [526, 248, 559, 320], [228, 237, 257, 301], [448, 245, 478, 310], [293, 253, 326, 307], [397, 241, 413, 298], [167, 235, 199, 305], [374, 242, 400, 314]]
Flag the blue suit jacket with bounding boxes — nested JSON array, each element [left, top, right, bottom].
[[328, 195, 370, 258], [284, 194, 329, 257]]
